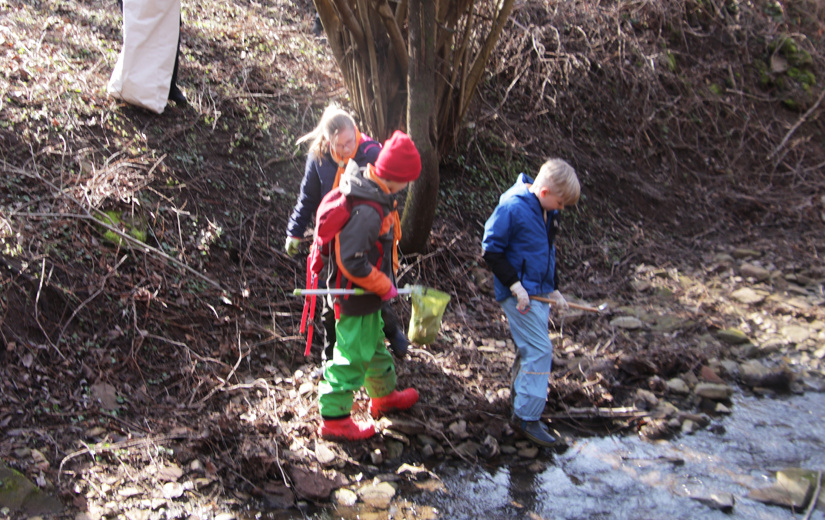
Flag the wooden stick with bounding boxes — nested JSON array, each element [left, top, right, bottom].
[[530, 295, 603, 313]]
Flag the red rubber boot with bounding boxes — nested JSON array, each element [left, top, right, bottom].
[[369, 388, 419, 418], [319, 417, 376, 441]]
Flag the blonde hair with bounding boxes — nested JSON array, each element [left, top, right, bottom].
[[536, 158, 581, 206], [296, 103, 357, 160]]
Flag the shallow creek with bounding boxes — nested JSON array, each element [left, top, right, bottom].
[[424, 392, 825, 520], [263, 392, 824, 520]]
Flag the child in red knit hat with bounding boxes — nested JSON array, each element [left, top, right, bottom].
[[317, 130, 422, 441]]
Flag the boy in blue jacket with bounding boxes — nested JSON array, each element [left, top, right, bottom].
[[481, 158, 581, 447]]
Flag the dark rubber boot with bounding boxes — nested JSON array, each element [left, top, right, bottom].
[[518, 420, 558, 447], [387, 328, 410, 357]]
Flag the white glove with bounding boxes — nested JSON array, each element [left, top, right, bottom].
[[548, 290, 569, 311], [509, 281, 530, 312], [285, 236, 301, 256]]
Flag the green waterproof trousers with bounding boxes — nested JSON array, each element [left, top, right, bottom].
[[318, 312, 397, 418]]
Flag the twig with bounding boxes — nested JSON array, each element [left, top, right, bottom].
[[802, 471, 822, 520], [767, 87, 825, 161]]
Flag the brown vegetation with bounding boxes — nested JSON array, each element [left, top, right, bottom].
[[0, 0, 823, 517]]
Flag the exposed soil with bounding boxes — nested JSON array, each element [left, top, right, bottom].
[[1, 0, 824, 518]]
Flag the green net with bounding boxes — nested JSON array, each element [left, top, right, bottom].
[[407, 286, 451, 345]]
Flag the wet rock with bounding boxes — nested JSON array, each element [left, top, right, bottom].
[[715, 403, 732, 414], [747, 476, 810, 509], [739, 360, 793, 391], [690, 492, 735, 512], [694, 383, 733, 400], [731, 287, 767, 304], [740, 263, 770, 281], [666, 378, 690, 395], [716, 328, 750, 345], [357, 481, 396, 509], [681, 419, 698, 434], [420, 444, 434, 458]]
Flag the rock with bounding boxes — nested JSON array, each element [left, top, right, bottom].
[[681, 419, 697, 434], [420, 444, 434, 458], [694, 383, 733, 400], [639, 418, 672, 440], [630, 279, 652, 292], [731, 287, 767, 304], [740, 263, 770, 281], [716, 328, 750, 345], [782, 324, 811, 345], [396, 464, 429, 480], [370, 449, 383, 465], [651, 401, 680, 419], [161, 482, 184, 499], [748, 473, 811, 509], [333, 488, 358, 507], [456, 441, 480, 458], [384, 439, 404, 461], [699, 366, 724, 383], [0, 462, 63, 515], [690, 492, 735, 512], [666, 378, 690, 395], [357, 482, 396, 509], [610, 316, 643, 329], [517, 446, 539, 459], [156, 464, 183, 482], [635, 388, 659, 409], [315, 443, 336, 466], [715, 403, 732, 414], [479, 435, 500, 459], [740, 360, 793, 391], [718, 360, 739, 377], [448, 420, 470, 440], [732, 248, 760, 259]]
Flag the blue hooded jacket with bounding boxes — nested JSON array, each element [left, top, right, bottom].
[[286, 138, 381, 238], [482, 173, 558, 302]]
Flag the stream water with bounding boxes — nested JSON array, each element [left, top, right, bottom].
[[423, 392, 825, 520], [268, 391, 825, 520]]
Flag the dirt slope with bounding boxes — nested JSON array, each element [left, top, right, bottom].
[[0, 0, 823, 517]]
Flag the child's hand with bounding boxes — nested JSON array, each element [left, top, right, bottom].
[[548, 290, 569, 310], [509, 281, 530, 312], [381, 284, 398, 301]]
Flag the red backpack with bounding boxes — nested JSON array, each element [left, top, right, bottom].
[[300, 188, 383, 355]]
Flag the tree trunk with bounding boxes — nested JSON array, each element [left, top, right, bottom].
[[399, 0, 438, 254]]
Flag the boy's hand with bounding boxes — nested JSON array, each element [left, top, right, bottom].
[[548, 290, 569, 310], [381, 285, 398, 301], [285, 236, 301, 256], [509, 282, 530, 312]]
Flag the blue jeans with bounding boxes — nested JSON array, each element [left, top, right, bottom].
[[501, 295, 553, 421]]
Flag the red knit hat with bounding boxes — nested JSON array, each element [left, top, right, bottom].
[[374, 131, 421, 182]]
